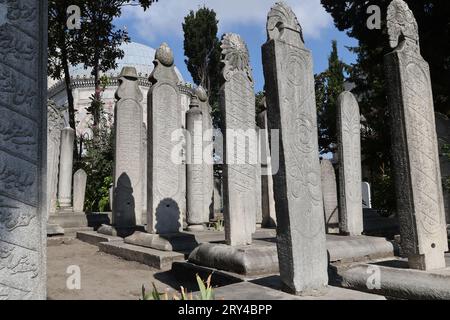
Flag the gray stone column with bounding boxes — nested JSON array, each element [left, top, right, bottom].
[[320, 159, 339, 233], [147, 43, 184, 234], [384, 0, 448, 270], [186, 95, 205, 231], [47, 100, 65, 217], [337, 91, 363, 236], [197, 86, 214, 224], [141, 123, 148, 225], [220, 33, 258, 246], [58, 127, 75, 208], [0, 0, 47, 299], [262, 2, 328, 295], [73, 169, 87, 213], [257, 109, 277, 227], [113, 66, 144, 228]]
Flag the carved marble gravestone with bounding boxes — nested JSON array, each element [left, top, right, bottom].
[[337, 91, 363, 236], [147, 43, 184, 235], [58, 126, 75, 208], [197, 86, 214, 224], [0, 0, 47, 300], [186, 94, 205, 231], [220, 33, 257, 246], [257, 106, 277, 227], [47, 100, 65, 216], [320, 159, 339, 233], [384, 0, 448, 270], [112, 66, 144, 230], [362, 182, 372, 209], [262, 2, 328, 295], [73, 169, 87, 213], [141, 123, 148, 225]]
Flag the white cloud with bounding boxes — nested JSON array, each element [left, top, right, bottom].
[[120, 0, 332, 41]]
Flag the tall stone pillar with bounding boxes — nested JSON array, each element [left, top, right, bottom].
[[262, 2, 328, 295], [147, 43, 184, 234], [0, 0, 47, 299], [197, 86, 214, 224], [47, 100, 65, 217], [113, 66, 144, 229], [186, 95, 205, 231], [220, 33, 257, 246], [337, 91, 363, 236], [384, 0, 448, 270], [58, 127, 75, 208], [320, 159, 339, 233], [257, 108, 277, 227], [73, 169, 87, 213], [141, 123, 148, 225]]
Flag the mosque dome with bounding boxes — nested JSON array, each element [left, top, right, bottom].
[[68, 41, 183, 81]]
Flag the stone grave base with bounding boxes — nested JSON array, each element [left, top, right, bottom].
[[124, 231, 199, 252], [97, 224, 145, 238], [326, 234, 397, 263], [334, 254, 450, 299], [207, 281, 386, 300], [48, 210, 87, 229], [47, 223, 65, 236], [76, 230, 123, 246], [98, 241, 185, 270], [188, 242, 279, 276]]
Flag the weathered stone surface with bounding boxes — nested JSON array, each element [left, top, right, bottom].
[[220, 33, 257, 246], [188, 242, 279, 276], [47, 100, 65, 216], [113, 66, 144, 228], [210, 282, 386, 300], [213, 176, 223, 214], [262, 2, 328, 295], [73, 169, 87, 213], [257, 109, 277, 227], [337, 91, 363, 236], [76, 230, 123, 246], [384, 0, 448, 270], [338, 261, 450, 300], [197, 86, 214, 224], [186, 95, 205, 230], [362, 182, 372, 209], [125, 231, 198, 252], [98, 241, 184, 270], [147, 43, 184, 234], [141, 123, 148, 225], [58, 127, 75, 208], [0, 0, 47, 300], [320, 159, 339, 233]]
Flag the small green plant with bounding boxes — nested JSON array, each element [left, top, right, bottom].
[[211, 218, 224, 232], [141, 274, 215, 300]]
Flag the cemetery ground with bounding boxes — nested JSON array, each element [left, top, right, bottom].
[[47, 238, 179, 300]]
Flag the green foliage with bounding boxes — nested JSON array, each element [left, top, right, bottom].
[[255, 91, 266, 116], [182, 6, 222, 127], [371, 165, 396, 217], [316, 40, 347, 154], [48, 0, 160, 130], [211, 218, 224, 232], [75, 107, 114, 213], [443, 144, 450, 193], [321, 0, 450, 213], [141, 274, 215, 300]]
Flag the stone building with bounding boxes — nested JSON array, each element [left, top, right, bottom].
[[47, 42, 192, 140]]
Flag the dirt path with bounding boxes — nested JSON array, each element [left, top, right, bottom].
[[47, 239, 179, 300]]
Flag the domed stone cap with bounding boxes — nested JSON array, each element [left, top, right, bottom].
[[155, 42, 174, 67], [119, 66, 138, 79], [196, 86, 208, 102]]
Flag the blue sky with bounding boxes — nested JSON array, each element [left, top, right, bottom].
[[116, 0, 358, 92]]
